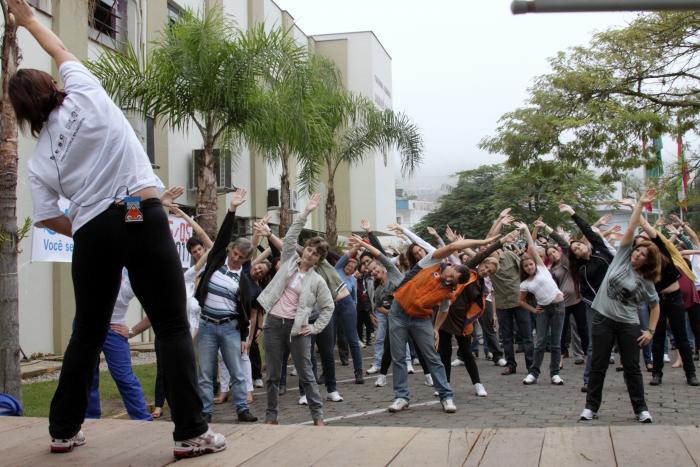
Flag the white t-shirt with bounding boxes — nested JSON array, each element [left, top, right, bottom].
[[690, 247, 700, 289], [519, 264, 562, 306], [27, 61, 162, 234], [112, 269, 135, 325], [184, 265, 201, 334]]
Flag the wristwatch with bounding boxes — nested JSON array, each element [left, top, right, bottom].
[[646, 328, 655, 335], [128, 328, 135, 339]]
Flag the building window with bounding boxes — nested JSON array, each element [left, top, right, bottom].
[[89, 0, 128, 51], [168, 1, 183, 25]]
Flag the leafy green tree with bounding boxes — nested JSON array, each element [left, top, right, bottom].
[[480, 12, 700, 182], [88, 8, 301, 238], [414, 162, 612, 240]]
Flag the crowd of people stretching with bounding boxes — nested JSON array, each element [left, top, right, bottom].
[[104, 185, 700, 432]]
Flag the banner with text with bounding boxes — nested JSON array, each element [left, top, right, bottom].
[[31, 200, 193, 268]]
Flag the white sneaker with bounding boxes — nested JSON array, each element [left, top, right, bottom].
[[496, 358, 507, 367], [663, 354, 671, 363], [551, 375, 564, 385], [326, 391, 343, 402], [441, 398, 457, 413], [407, 364, 415, 374], [173, 429, 226, 459], [412, 358, 420, 366], [388, 398, 409, 412], [523, 373, 537, 385], [254, 378, 264, 388], [475, 383, 488, 397], [359, 341, 366, 348], [424, 374, 434, 386], [50, 430, 86, 453], [375, 374, 387, 387], [637, 410, 653, 423], [290, 367, 297, 376], [451, 358, 464, 367], [298, 395, 308, 405], [579, 408, 598, 421], [366, 365, 379, 375], [433, 390, 439, 397]]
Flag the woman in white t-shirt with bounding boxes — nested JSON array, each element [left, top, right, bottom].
[[7, 0, 221, 458], [516, 222, 566, 386]]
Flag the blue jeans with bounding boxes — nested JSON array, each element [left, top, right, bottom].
[[196, 319, 248, 415], [388, 301, 453, 402], [638, 303, 652, 364], [373, 311, 388, 368], [86, 328, 152, 420], [497, 306, 533, 370], [530, 301, 565, 378], [335, 296, 364, 372]]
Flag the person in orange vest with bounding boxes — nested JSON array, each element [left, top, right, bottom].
[[434, 230, 520, 398], [387, 234, 500, 414]]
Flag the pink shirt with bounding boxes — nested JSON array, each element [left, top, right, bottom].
[[269, 272, 306, 319]]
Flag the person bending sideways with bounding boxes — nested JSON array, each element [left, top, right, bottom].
[[257, 194, 335, 426], [7, 0, 222, 458], [386, 235, 499, 414], [580, 190, 661, 423], [516, 222, 566, 386]]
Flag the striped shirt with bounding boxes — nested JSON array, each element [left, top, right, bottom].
[[202, 264, 241, 318]]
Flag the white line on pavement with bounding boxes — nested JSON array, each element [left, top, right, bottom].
[[295, 400, 442, 425]]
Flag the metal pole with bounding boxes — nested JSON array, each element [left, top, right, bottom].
[[512, 0, 700, 14]]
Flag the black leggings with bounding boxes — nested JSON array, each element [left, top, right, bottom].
[[438, 330, 480, 384], [652, 290, 696, 378], [561, 300, 589, 355], [48, 200, 206, 441]]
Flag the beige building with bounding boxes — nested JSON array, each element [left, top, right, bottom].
[[14, 0, 399, 355]]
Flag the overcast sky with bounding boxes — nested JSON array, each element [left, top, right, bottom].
[[274, 0, 635, 181]]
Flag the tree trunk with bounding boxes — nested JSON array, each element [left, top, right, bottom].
[[278, 150, 290, 237], [196, 139, 219, 240], [0, 7, 21, 401], [325, 179, 338, 247]]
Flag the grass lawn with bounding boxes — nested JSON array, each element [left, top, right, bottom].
[[22, 363, 157, 418]]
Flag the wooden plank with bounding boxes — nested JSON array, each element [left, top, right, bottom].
[[477, 428, 545, 467], [0, 416, 45, 433], [463, 428, 496, 467], [240, 426, 363, 466], [540, 427, 615, 467], [312, 426, 420, 466], [183, 425, 302, 466], [674, 426, 700, 467], [389, 428, 476, 467], [611, 425, 695, 467]]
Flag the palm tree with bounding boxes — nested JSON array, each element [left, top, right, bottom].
[[87, 7, 304, 238], [0, 0, 22, 401], [242, 53, 337, 236], [299, 90, 424, 246]]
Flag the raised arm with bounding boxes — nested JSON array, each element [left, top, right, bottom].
[[390, 224, 435, 253], [560, 203, 608, 251], [621, 189, 656, 247], [281, 193, 321, 263], [670, 214, 700, 247], [487, 209, 513, 238], [535, 218, 569, 252], [432, 235, 500, 261], [9, 0, 78, 67], [170, 205, 213, 250], [515, 222, 544, 266], [465, 230, 519, 269], [209, 188, 247, 258]]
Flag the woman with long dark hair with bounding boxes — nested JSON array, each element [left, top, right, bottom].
[[580, 189, 662, 423], [7, 0, 220, 457]]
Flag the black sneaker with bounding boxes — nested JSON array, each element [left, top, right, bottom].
[[580, 384, 588, 393], [650, 374, 662, 386], [354, 369, 365, 384], [237, 410, 258, 422], [687, 375, 699, 386], [278, 385, 286, 395]]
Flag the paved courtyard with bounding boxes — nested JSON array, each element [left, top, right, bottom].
[[175, 344, 700, 429]]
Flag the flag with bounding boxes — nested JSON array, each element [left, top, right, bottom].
[[678, 134, 689, 212]]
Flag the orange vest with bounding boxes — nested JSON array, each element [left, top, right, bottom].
[[451, 271, 486, 336], [394, 264, 455, 319]]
